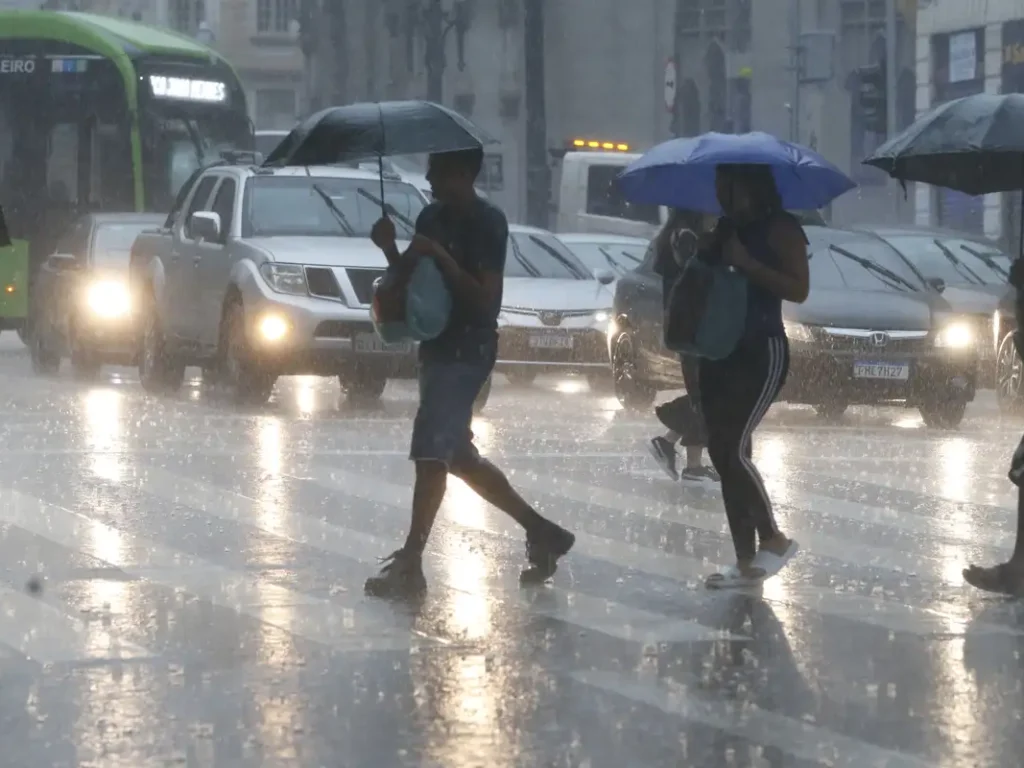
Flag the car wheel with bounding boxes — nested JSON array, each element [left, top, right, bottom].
[[139, 296, 185, 394], [221, 300, 276, 406], [814, 401, 848, 421], [506, 370, 536, 386], [919, 398, 968, 429], [29, 324, 59, 376], [338, 371, 387, 404], [473, 374, 492, 414], [611, 331, 655, 410], [996, 332, 1024, 412]]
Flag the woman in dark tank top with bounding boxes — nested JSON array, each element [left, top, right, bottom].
[[699, 164, 810, 589]]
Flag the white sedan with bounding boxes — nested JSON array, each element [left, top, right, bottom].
[[497, 225, 616, 386], [557, 232, 651, 281]]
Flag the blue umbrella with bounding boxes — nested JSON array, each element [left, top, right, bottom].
[[616, 131, 856, 214]]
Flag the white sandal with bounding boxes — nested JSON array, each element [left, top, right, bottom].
[[751, 539, 800, 579], [705, 564, 765, 590]]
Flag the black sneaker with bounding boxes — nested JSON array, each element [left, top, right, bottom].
[[680, 464, 720, 485], [521, 522, 575, 584], [645, 436, 679, 481], [364, 549, 427, 598]]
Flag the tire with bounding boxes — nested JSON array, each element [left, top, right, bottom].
[[996, 332, 1024, 413], [139, 296, 185, 394], [473, 374, 492, 414], [29, 325, 60, 376], [814, 401, 848, 421], [220, 300, 276, 406], [611, 331, 655, 410], [338, 371, 387, 404], [506, 370, 537, 386], [919, 398, 968, 429]]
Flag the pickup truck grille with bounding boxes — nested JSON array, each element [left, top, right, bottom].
[[305, 267, 343, 299], [346, 268, 386, 305]]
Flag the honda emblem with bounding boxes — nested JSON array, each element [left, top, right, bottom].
[[540, 312, 562, 326], [871, 332, 888, 347]]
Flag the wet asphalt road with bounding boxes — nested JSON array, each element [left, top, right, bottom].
[[0, 334, 1022, 767]]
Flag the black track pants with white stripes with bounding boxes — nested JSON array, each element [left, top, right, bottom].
[[698, 335, 789, 562]]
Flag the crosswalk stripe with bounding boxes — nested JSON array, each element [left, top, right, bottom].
[[0, 485, 448, 654], [131, 464, 745, 647], [573, 669, 932, 768], [0, 582, 152, 664], [301, 461, 1020, 638]]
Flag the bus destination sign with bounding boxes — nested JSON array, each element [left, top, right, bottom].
[[149, 75, 226, 103], [0, 57, 36, 75]]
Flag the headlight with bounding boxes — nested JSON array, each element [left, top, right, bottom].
[[784, 320, 814, 343], [260, 263, 307, 295], [593, 310, 610, 324], [935, 321, 975, 349], [86, 280, 131, 318], [994, 310, 1001, 349], [256, 313, 289, 343]]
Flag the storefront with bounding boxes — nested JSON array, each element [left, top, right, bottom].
[[931, 28, 986, 234]]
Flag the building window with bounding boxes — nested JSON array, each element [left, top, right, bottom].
[[257, 0, 298, 34], [170, 0, 205, 34], [255, 88, 298, 131]]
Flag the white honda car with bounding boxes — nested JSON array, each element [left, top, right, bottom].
[[497, 224, 616, 386]]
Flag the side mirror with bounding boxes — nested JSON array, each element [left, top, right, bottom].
[[189, 211, 222, 243], [594, 268, 616, 285], [926, 276, 946, 293], [47, 253, 79, 270]]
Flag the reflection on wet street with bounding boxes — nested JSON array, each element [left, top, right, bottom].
[[0, 335, 1022, 767]]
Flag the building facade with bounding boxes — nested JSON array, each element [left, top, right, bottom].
[[915, 0, 1023, 253]]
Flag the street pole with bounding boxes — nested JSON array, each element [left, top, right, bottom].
[[423, 0, 445, 103], [885, 0, 900, 220], [523, 0, 548, 229], [789, 0, 801, 141]]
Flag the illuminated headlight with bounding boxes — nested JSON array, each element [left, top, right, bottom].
[[256, 313, 289, 342], [593, 310, 610, 324], [935, 321, 975, 349], [994, 310, 1001, 348], [86, 280, 131, 318], [784, 320, 814, 343], [260, 263, 307, 295]]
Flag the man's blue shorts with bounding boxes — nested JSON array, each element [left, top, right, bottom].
[[410, 345, 494, 468]]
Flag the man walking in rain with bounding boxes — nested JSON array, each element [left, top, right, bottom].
[[365, 147, 575, 598]]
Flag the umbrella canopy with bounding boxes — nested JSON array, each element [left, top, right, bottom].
[[0, 204, 8, 248], [863, 93, 1024, 195], [615, 131, 855, 214], [264, 100, 497, 167]]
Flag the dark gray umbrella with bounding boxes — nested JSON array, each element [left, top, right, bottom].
[[0, 204, 8, 248], [263, 100, 497, 167], [863, 93, 1024, 195]]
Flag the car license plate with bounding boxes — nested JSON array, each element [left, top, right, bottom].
[[353, 332, 411, 354], [853, 360, 910, 380], [529, 334, 573, 349]]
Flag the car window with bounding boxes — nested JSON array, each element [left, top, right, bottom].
[[946, 238, 1010, 283], [90, 223, 156, 267], [808, 235, 925, 293], [506, 233, 592, 279], [245, 176, 425, 238], [563, 241, 647, 276], [183, 176, 219, 239], [884, 234, 981, 287], [210, 178, 236, 244]]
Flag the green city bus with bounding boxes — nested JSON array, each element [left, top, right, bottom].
[[0, 11, 253, 337]]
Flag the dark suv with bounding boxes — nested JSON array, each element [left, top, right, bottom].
[[609, 225, 980, 428]]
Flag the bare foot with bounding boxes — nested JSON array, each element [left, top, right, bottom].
[[963, 562, 1024, 595], [758, 534, 793, 557]]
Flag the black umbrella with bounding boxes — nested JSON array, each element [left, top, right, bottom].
[[864, 93, 1024, 261], [264, 100, 497, 167], [0, 204, 9, 249]]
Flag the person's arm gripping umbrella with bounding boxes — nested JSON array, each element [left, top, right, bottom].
[[722, 215, 810, 303]]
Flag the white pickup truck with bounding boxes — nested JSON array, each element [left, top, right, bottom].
[[128, 159, 427, 405]]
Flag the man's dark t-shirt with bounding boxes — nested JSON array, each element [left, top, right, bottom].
[[413, 197, 508, 362]]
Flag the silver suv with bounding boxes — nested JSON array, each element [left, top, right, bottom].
[[129, 163, 426, 404]]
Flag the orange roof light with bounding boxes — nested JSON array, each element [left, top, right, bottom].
[[569, 138, 630, 152]]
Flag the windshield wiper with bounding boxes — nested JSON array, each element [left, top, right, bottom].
[[529, 236, 588, 279], [829, 245, 919, 292], [598, 246, 640, 272], [311, 183, 355, 236], [958, 243, 1009, 280], [930, 239, 984, 285], [356, 188, 415, 234], [508, 236, 540, 277]]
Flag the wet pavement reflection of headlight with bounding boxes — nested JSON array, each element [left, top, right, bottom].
[[86, 280, 131, 318]]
